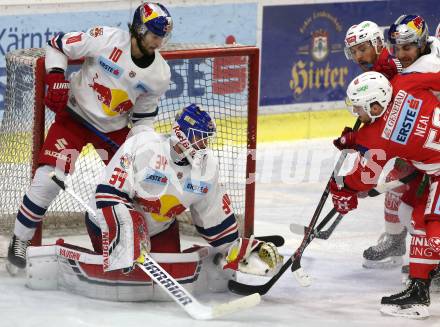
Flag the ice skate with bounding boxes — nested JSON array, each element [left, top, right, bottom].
[[6, 235, 30, 276], [362, 228, 407, 269], [380, 278, 430, 319]]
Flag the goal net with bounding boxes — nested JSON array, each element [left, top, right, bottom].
[[0, 44, 259, 244]]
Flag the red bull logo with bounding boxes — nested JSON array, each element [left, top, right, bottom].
[[89, 73, 133, 116], [412, 16, 424, 30], [136, 194, 186, 223]]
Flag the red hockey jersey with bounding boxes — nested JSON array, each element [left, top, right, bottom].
[[345, 72, 440, 192]]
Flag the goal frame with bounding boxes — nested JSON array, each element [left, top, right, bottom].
[[28, 45, 259, 244]]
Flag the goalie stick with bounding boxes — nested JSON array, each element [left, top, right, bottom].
[[289, 170, 419, 240], [228, 119, 361, 295], [50, 173, 261, 320]]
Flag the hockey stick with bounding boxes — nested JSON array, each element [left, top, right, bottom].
[[66, 107, 121, 151], [255, 235, 284, 247], [289, 119, 361, 281], [50, 173, 261, 320], [289, 209, 341, 240], [289, 170, 419, 239], [228, 119, 362, 295], [367, 170, 419, 197], [228, 208, 337, 295]]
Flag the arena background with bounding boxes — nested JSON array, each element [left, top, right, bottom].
[[0, 0, 439, 141]]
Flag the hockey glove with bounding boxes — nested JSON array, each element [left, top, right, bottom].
[[223, 236, 283, 276], [333, 126, 357, 151], [329, 178, 358, 214], [45, 70, 70, 114]]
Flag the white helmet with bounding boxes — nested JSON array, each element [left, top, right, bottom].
[[344, 21, 384, 60], [346, 72, 392, 121]]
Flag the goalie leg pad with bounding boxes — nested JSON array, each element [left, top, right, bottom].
[[98, 203, 150, 272], [26, 241, 228, 301]]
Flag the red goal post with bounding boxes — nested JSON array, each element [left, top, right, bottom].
[[0, 44, 259, 244]]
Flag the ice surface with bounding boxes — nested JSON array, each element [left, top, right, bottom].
[[1, 138, 439, 326]]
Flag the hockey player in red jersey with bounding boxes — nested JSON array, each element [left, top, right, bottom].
[[7, 3, 173, 274], [344, 20, 402, 79], [343, 20, 411, 269], [330, 71, 440, 318]]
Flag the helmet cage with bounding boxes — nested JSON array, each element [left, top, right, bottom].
[[344, 21, 384, 60], [171, 104, 216, 163]]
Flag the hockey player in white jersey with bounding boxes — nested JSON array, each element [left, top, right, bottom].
[[7, 3, 172, 273], [85, 104, 283, 276], [389, 14, 440, 73]]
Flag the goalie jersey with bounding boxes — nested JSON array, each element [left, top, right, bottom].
[[90, 129, 239, 247], [46, 26, 170, 132]]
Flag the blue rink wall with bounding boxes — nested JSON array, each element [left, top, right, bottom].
[[261, 0, 440, 110]]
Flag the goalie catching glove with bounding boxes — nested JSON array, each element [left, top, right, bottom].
[[222, 236, 284, 276]]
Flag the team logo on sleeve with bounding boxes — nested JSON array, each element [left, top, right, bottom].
[[89, 27, 104, 38], [184, 179, 210, 195], [120, 153, 133, 169]]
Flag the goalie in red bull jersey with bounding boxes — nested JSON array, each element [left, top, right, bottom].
[[85, 104, 283, 278], [7, 3, 173, 273]]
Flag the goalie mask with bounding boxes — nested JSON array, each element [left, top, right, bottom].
[[346, 71, 392, 122], [171, 104, 216, 164], [130, 2, 173, 51], [344, 21, 384, 60], [388, 14, 428, 50]]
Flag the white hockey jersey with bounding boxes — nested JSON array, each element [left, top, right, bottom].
[[402, 36, 440, 73], [91, 129, 239, 248], [46, 26, 170, 133]]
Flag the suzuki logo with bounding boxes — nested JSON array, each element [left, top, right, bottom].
[[54, 138, 68, 151]]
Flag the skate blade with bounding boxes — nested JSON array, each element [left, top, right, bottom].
[[5, 261, 25, 277], [380, 304, 429, 319], [362, 256, 403, 269]]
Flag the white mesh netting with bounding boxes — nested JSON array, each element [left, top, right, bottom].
[[0, 45, 257, 238]]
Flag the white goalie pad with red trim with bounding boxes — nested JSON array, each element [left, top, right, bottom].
[[26, 240, 235, 302]]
